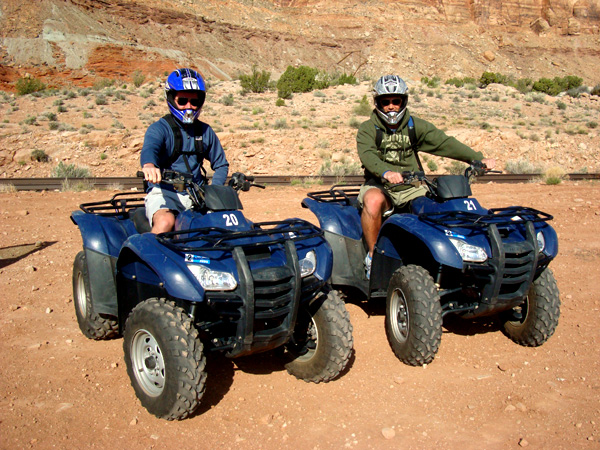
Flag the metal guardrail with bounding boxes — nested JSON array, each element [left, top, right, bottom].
[[0, 174, 598, 191]]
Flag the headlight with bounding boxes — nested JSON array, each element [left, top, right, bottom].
[[187, 264, 237, 291], [449, 238, 487, 263], [299, 250, 317, 278], [536, 231, 545, 252]]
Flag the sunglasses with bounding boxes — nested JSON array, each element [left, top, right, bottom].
[[379, 98, 403, 107], [175, 97, 201, 107]]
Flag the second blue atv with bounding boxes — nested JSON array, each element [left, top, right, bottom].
[[71, 171, 353, 420], [302, 162, 560, 366]]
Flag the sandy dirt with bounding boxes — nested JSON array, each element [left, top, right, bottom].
[[1, 181, 599, 449]]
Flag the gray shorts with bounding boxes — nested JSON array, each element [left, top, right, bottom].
[[358, 179, 427, 214], [144, 187, 193, 226]]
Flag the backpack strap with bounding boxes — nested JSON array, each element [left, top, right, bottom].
[[406, 116, 417, 150], [375, 126, 383, 150], [406, 116, 425, 172], [163, 114, 205, 169]]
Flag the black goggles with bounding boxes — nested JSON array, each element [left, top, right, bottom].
[[175, 97, 201, 107], [379, 98, 403, 107]]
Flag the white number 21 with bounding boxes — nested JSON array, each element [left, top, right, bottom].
[[463, 200, 477, 211]]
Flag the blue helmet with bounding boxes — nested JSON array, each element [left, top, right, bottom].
[[164, 68, 206, 124]]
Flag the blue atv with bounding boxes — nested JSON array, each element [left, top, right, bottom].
[[71, 171, 353, 420], [302, 162, 559, 366]]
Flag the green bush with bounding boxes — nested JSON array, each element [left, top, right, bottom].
[[31, 149, 49, 162], [331, 73, 357, 86], [445, 77, 465, 88], [504, 158, 543, 174], [532, 78, 562, 96], [132, 70, 146, 88], [479, 72, 509, 87], [318, 160, 362, 176], [275, 98, 285, 107], [93, 78, 115, 90], [15, 77, 46, 96], [52, 161, 90, 178], [591, 84, 600, 96], [239, 66, 273, 93], [220, 94, 234, 106], [95, 95, 107, 105], [353, 95, 372, 116], [276, 65, 328, 98], [445, 160, 467, 175], [532, 76, 583, 96], [421, 76, 441, 88], [514, 78, 533, 93]]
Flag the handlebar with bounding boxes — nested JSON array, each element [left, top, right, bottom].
[[228, 172, 265, 191]]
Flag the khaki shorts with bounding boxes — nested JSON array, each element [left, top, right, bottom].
[[358, 179, 427, 213], [144, 187, 193, 226]]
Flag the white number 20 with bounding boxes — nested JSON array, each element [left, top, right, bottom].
[[223, 213, 239, 226], [463, 200, 477, 211]]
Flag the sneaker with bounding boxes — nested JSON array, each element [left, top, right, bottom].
[[364, 253, 372, 280]]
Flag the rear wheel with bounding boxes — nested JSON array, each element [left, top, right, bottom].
[[72, 251, 118, 340], [503, 268, 560, 346], [123, 298, 207, 420], [385, 265, 442, 366], [284, 288, 353, 383]]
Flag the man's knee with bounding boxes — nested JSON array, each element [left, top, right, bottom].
[[363, 189, 388, 215], [152, 209, 175, 233]]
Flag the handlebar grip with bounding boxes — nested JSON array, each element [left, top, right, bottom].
[[136, 171, 144, 178]]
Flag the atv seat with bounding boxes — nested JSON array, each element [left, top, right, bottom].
[[131, 207, 152, 234]]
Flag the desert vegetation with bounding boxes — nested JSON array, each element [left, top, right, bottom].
[[1, 66, 599, 190]]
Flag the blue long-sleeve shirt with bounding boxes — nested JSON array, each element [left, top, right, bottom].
[[140, 117, 229, 190]]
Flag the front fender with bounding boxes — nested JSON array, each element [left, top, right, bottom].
[[378, 214, 464, 269], [117, 233, 205, 302]]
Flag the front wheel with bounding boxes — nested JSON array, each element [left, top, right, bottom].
[[503, 268, 560, 346], [72, 251, 118, 340], [385, 265, 442, 366], [284, 288, 353, 383], [123, 298, 207, 420]]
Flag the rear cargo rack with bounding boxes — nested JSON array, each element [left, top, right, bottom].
[[306, 184, 361, 206], [156, 219, 324, 252], [79, 193, 146, 217], [419, 206, 553, 228]]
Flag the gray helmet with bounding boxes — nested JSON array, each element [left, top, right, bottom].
[[372, 75, 408, 126]]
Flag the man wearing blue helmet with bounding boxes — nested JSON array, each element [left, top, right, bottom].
[[357, 75, 495, 278], [141, 68, 229, 233]]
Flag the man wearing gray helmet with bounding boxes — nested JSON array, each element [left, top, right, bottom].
[[357, 75, 495, 278]]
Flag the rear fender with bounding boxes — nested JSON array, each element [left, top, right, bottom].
[[71, 210, 138, 258], [302, 198, 362, 240], [377, 215, 463, 269]]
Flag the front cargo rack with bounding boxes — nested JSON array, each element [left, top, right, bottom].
[[79, 192, 146, 217], [156, 219, 324, 252], [419, 206, 553, 229]]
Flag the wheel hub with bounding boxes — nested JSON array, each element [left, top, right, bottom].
[[390, 288, 409, 343], [130, 329, 165, 397]]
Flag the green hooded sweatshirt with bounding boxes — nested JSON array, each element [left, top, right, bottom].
[[356, 110, 484, 191]]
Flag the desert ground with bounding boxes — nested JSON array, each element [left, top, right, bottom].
[[1, 180, 599, 449]]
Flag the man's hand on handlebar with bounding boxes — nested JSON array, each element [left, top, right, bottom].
[[142, 163, 162, 184], [383, 171, 404, 184], [482, 158, 496, 170]]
